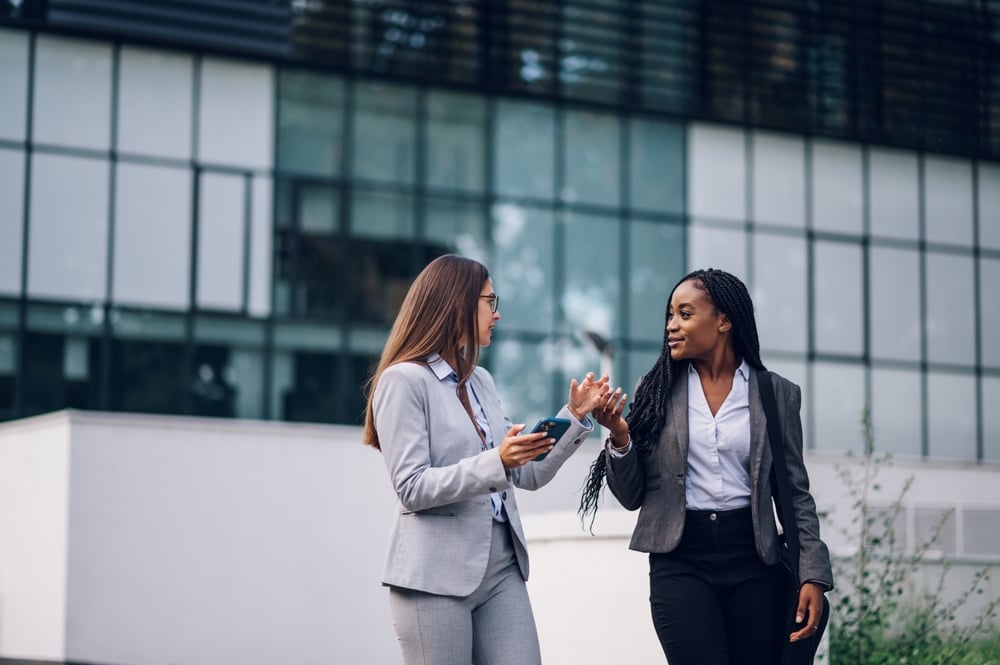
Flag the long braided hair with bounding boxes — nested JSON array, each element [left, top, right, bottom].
[[578, 268, 767, 525]]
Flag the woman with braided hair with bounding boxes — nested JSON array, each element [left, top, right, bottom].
[[580, 268, 833, 665]]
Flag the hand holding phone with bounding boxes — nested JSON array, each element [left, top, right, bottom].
[[529, 417, 571, 461]]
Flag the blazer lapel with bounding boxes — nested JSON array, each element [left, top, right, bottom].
[[748, 368, 768, 497], [669, 367, 690, 462]]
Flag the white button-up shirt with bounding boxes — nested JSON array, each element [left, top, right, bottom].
[[684, 360, 753, 511]]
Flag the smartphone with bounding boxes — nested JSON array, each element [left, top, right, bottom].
[[529, 417, 571, 461]]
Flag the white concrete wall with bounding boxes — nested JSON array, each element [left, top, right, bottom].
[[1, 412, 998, 665], [0, 413, 70, 661]]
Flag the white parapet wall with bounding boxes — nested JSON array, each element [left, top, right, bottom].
[[0, 411, 998, 665]]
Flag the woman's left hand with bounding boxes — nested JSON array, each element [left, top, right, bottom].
[[568, 372, 611, 421], [789, 582, 825, 642]]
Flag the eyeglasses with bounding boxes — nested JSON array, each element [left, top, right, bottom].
[[480, 294, 499, 313]]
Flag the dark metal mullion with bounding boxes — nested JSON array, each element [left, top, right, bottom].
[[552, 0, 567, 401], [804, 137, 816, 450], [861, 144, 873, 439], [100, 41, 122, 412], [261, 65, 283, 420], [972, 160, 983, 462], [240, 171, 252, 315], [918, 153, 929, 458], [13, 30, 37, 417], [183, 53, 203, 417]]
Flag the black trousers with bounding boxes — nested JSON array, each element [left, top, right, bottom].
[[648, 507, 786, 665]]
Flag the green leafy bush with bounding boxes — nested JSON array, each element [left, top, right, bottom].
[[827, 409, 1000, 665]]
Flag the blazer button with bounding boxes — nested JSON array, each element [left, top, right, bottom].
[[489, 487, 498, 492]]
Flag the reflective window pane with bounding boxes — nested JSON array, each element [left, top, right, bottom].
[[560, 0, 622, 102], [564, 212, 619, 339], [108, 310, 187, 415], [492, 204, 555, 331], [763, 359, 809, 448], [688, 123, 746, 222], [277, 69, 344, 177], [869, 148, 919, 241], [625, 347, 662, 395], [275, 183, 337, 316], [33, 35, 112, 151], [563, 109, 619, 206], [629, 118, 684, 214], [350, 190, 414, 239], [192, 316, 265, 419], [811, 361, 866, 453], [271, 323, 352, 424], [984, 376, 1000, 462], [248, 176, 272, 317], [871, 366, 923, 458], [0, 311, 15, 419], [23, 303, 105, 417], [0, 28, 28, 141], [753, 233, 807, 354], [352, 82, 416, 185], [494, 101, 555, 199], [870, 246, 921, 361], [978, 163, 1000, 251], [198, 58, 273, 169], [113, 163, 192, 309], [630, 220, 685, 342], [426, 91, 485, 192], [981, 258, 1000, 369], [117, 46, 193, 160], [927, 371, 977, 461], [28, 153, 109, 301], [924, 156, 973, 247], [490, 337, 557, 427], [751, 131, 804, 228], [424, 198, 488, 263], [348, 192, 426, 325], [814, 241, 863, 356], [197, 172, 245, 311], [925, 252, 975, 366], [688, 222, 747, 281], [0, 148, 23, 295], [811, 140, 862, 235]]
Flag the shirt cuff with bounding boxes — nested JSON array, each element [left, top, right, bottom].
[[605, 435, 632, 458], [566, 408, 594, 431], [803, 579, 832, 592]]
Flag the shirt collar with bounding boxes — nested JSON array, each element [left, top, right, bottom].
[[426, 353, 459, 382], [686, 358, 751, 383]]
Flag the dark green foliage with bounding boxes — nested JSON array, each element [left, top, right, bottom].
[[828, 409, 1000, 665]]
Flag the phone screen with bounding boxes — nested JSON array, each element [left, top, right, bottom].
[[529, 417, 572, 461]]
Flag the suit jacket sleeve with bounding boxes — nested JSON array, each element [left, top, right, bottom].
[[780, 380, 835, 590], [373, 364, 510, 513]]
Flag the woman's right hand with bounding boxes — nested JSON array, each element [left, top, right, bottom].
[[593, 387, 629, 447], [498, 424, 554, 469]]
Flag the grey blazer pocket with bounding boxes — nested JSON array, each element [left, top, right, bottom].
[[645, 473, 662, 492], [401, 507, 457, 517]]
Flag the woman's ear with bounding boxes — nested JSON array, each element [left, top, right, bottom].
[[718, 315, 732, 334]]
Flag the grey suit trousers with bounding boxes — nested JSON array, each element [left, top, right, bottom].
[[388, 520, 542, 665]]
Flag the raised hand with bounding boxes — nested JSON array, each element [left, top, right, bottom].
[[593, 386, 629, 446], [568, 372, 611, 421]]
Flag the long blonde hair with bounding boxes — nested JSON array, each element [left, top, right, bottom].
[[362, 254, 490, 450]]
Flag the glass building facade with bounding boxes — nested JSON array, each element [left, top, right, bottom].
[[1, 0, 999, 463]]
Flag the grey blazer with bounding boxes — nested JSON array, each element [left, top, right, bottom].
[[606, 367, 833, 589], [373, 361, 592, 596]]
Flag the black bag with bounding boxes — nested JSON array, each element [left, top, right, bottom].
[[758, 371, 830, 665]]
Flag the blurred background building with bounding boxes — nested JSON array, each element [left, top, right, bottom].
[[0, 1, 998, 664]]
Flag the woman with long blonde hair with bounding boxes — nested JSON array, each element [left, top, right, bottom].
[[364, 254, 609, 665]]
